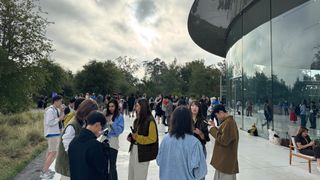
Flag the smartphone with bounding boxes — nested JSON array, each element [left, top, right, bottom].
[[102, 128, 109, 133], [203, 120, 209, 125], [130, 126, 135, 133]]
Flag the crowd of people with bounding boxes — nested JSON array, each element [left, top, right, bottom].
[[235, 98, 320, 130], [40, 92, 240, 180], [40, 91, 320, 180]]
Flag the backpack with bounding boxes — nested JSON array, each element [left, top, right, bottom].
[[294, 106, 300, 115]]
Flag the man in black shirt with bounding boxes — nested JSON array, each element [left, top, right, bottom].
[[68, 111, 108, 180]]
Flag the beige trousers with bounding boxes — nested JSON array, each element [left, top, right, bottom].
[[214, 170, 236, 180], [128, 145, 150, 180]]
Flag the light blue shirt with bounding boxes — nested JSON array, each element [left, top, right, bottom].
[[157, 134, 207, 180], [107, 114, 124, 138]]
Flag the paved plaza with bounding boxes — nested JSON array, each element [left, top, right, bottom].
[[45, 114, 319, 180], [16, 113, 320, 180]]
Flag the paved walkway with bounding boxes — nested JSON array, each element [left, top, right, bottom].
[[17, 114, 320, 180]]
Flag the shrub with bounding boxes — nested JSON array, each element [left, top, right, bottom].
[[6, 114, 28, 126], [26, 130, 45, 146], [0, 125, 10, 141], [0, 110, 46, 180], [1, 139, 28, 159]]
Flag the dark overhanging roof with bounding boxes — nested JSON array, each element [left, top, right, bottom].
[[187, 0, 308, 58]]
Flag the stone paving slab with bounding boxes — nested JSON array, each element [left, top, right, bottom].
[[16, 114, 320, 180]]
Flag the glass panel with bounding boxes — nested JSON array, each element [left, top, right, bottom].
[[226, 38, 243, 128], [242, 23, 272, 139], [272, 0, 320, 138]]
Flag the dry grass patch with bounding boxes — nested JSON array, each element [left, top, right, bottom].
[[0, 110, 46, 180]]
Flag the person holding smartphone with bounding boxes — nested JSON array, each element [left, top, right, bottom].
[[190, 101, 210, 160], [207, 104, 239, 180], [128, 98, 158, 180], [295, 127, 320, 172], [105, 99, 124, 180], [41, 95, 65, 179]]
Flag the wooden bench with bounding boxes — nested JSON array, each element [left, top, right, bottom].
[[289, 136, 315, 173]]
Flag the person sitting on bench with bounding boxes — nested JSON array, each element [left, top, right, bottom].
[[295, 127, 320, 172]]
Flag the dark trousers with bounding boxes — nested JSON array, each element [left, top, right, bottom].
[[162, 115, 167, 126], [109, 148, 118, 180], [300, 146, 320, 159], [309, 113, 317, 129], [300, 115, 307, 127]]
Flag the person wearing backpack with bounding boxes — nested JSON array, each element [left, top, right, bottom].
[[55, 99, 97, 180], [41, 95, 65, 179]]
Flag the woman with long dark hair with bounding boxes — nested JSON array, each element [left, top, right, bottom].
[[128, 98, 159, 180], [295, 127, 320, 171], [157, 106, 207, 180], [190, 101, 210, 157], [105, 99, 124, 180]]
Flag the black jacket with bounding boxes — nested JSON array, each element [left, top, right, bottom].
[[68, 128, 108, 180], [194, 117, 210, 147]]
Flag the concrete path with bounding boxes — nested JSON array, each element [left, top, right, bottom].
[[16, 114, 320, 180]]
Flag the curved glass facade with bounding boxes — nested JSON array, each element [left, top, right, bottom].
[[225, 0, 320, 138], [188, 0, 307, 57]]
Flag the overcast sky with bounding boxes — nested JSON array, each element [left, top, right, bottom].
[[39, 0, 222, 78]]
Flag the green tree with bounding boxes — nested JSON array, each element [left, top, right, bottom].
[[75, 60, 135, 96], [0, 0, 52, 65], [181, 60, 220, 97], [140, 58, 221, 97], [0, 0, 53, 113], [36, 59, 75, 98], [159, 59, 183, 95], [115, 56, 139, 86], [143, 58, 168, 81]]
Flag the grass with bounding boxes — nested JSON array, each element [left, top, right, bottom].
[[0, 110, 47, 180]]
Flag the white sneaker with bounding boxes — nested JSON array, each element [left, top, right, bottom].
[[48, 169, 55, 175], [40, 172, 54, 179]]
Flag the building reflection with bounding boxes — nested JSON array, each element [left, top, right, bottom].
[[188, 0, 320, 138]]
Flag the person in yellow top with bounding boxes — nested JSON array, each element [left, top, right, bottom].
[[127, 98, 159, 180], [63, 98, 84, 127]]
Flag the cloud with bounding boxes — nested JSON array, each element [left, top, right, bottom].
[[133, 0, 157, 23], [39, 0, 223, 78]]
